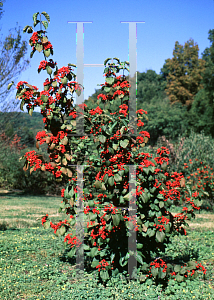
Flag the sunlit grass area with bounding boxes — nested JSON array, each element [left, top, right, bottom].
[[0, 190, 214, 299]]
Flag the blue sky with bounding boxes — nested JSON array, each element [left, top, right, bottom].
[[1, 0, 214, 114]]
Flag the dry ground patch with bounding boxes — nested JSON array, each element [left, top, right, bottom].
[[0, 188, 213, 229]]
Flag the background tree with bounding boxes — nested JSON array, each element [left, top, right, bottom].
[[160, 38, 206, 110], [0, 0, 30, 138], [186, 29, 214, 137], [128, 70, 167, 105]]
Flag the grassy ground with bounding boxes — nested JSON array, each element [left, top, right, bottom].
[[0, 189, 214, 299]]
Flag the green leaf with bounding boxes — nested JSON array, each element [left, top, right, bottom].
[[100, 270, 109, 281], [119, 195, 125, 204], [108, 176, 114, 186], [68, 63, 76, 68], [192, 271, 198, 279], [112, 143, 118, 150], [23, 25, 30, 33], [139, 275, 147, 282], [29, 108, 33, 116], [174, 265, 181, 273], [52, 81, 57, 87], [124, 166, 129, 174], [42, 21, 48, 30], [144, 168, 149, 175], [90, 247, 99, 258], [46, 65, 52, 75], [110, 253, 115, 263], [103, 173, 108, 183], [60, 201, 65, 209], [112, 214, 120, 226], [104, 58, 112, 66], [180, 267, 187, 275], [122, 189, 127, 195], [41, 95, 48, 103], [120, 139, 129, 148], [33, 20, 40, 27], [148, 175, 153, 181], [98, 135, 106, 143], [140, 214, 145, 220], [47, 112, 53, 120], [33, 12, 39, 24], [151, 266, 158, 277], [27, 27, 33, 34], [120, 257, 128, 267], [63, 186, 69, 198], [89, 212, 97, 221], [158, 268, 166, 279], [136, 252, 144, 265], [59, 226, 66, 236], [88, 200, 94, 207], [156, 230, 165, 243], [147, 228, 155, 237], [104, 86, 111, 93], [113, 57, 120, 63], [166, 199, 172, 206], [7, 81, 14, 90], [114, 173, 122, 182], [91, 259, 100, 268], [61, 76, 68, 85], [118, 170, 124, 176], [41, 11, 50, 23], [41, 36, 48, 44], [175, 274, 184, 282], [109, 121, 117, 134], [67, 247, 75, 258], [157, 193, 164, 200], [103, 214, 110, 222], [165, 224, 170, 233], [44, 85, 50, 91], [43, 221, 50, 229], [19, 99, 25, 111], [112, 268, 119, 277], [187, 261, 197, 270], [84, 244, 90, 251], [120, 126, 125, 135], [141, 193, 149, 203], [101, 183, 106, 191], [159, 201, 164, 208], [137, 243, 143, 249], [106, 77, 115, 85], [94, 180, 102, 189], [106, 223, 113, 232], [36, 44, 43, 52], [150, 187, 156, 194], [44, 49, 50, 57], [123, 192, 130, 201]]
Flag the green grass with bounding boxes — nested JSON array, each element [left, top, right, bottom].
[[0, 190, 214, 299]]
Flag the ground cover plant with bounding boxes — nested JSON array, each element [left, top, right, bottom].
[[10, 11, 209, 290], [0, 191, 214, 299]]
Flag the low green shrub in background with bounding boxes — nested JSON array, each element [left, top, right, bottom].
[[0, 130, 66, 196]]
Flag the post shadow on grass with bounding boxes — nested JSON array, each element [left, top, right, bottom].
[[0, 221, 21, 231]]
